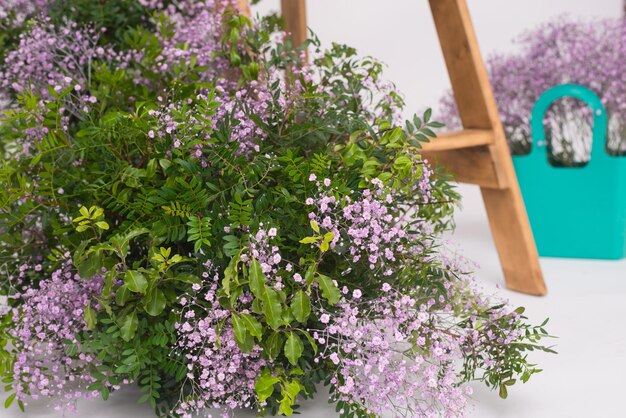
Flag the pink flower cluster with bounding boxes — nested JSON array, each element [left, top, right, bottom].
[[0, 0, 49, 27], [439, 17, 626, 158], [146, 1, 280, 157], [313, 285, 470, 417], [0, 20, 106, 105], [10, 257, 105, 412], [175, 261, 265, 418], [212, 81, 273, 156], [341, 182, 405, 273], [305, 177, 430, 276], [243, 226, 285, 289], [154, 0, 234, 78], [147, 81, 273, 160]]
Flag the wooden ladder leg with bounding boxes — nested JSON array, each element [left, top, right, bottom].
[[237, 0, 251, 17], [481, 133, 547, 295], [281, 0, 308, 54], [430, 0, 547, 295], [481, 187, 547, 295]]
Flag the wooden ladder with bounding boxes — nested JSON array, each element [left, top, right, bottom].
[[241, 0, 547, 296]]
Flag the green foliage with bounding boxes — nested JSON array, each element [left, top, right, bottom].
[[48, 0, 156, 44], [290, 290, 311, 323], [0, 2, 551, 417], [0, 313, 23, 412], [315, 274, 341, 305], [459, 310, 556, 399], [76, 316, 182, 413], [255, 369, 306, 416], [284, 332, 304, 366], [187, 215, 212, 253]]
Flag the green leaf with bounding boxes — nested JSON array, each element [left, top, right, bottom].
[[316, 274, 341, 305], [298, 329, 318, 355], [115, 284, 131, 306], [290, 367, 304, 376], [310, 219, 320, 233], [248, 258, 265, 296], [174, 273, 201, 284], [299, 236, 319, 244], [109, 228, 150, 259], [101, 385, 110, 401], [284, 332, 304, 366], [283, 379, 304, 400], [423, 108, 432, 123], [84, 304, 97, 330], [79, 206, 90, 218], [77, 250, 103, 278], [124, 270, 148, 293], [255, 372, 279, 403], [159, 158, 171, 171], [30, 153, 42, 166], [264, 332, 284, 359], [240, 313, 263, 340], [119, 311, 138, 342], [320, 232, 334, 252], [223, 252, 241, 296], [260, 285, 283, 330], [95, 221, 110, 230], [290, 290, 311, 323], [231, 314, 249, 346], [144, 289, 166, 316], [304, 264, 316, 286], [278, 380, 304, 415], [4, 392, 16, 409], [278, 396, 294, 416], [251, 298, 263, 315]]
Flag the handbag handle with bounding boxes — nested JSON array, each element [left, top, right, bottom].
[[529, 83, 608, 166]]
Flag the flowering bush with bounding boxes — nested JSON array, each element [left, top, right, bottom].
[[10, 256, 105, 412], [0, 1, 553, 417], [439, 17, 626, 164]]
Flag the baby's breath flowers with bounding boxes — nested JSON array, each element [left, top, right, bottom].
[[0, 1, 552, 417], [10, 256, 105, 412], [439, 17, 626, 161], [175, 262, 265, 418]]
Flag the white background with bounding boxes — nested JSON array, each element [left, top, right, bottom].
[[3, 1, 625, 417]]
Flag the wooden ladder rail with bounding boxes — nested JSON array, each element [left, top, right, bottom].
[[244, 0, 547, 296]]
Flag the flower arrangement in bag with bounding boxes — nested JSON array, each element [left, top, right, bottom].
[[438, 17, 626, 165], [0, 1, 553, 417]]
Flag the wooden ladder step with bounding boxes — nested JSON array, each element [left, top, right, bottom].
[[418, 129, 505, 189], [419, 129, 495, 152]]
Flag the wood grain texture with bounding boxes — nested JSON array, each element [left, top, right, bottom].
[[420, 129, 495, 152], [429, 0, 546, 295], [429, 0, 500, 129], [421, 146, 501, 189], [237, 0, 251, 17], [281, 0, 308, 51]]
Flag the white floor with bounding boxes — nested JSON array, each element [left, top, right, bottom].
[[3, 184, 625, 418]]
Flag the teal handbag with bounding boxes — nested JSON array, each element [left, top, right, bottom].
[[513, 83, 626, 259]]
